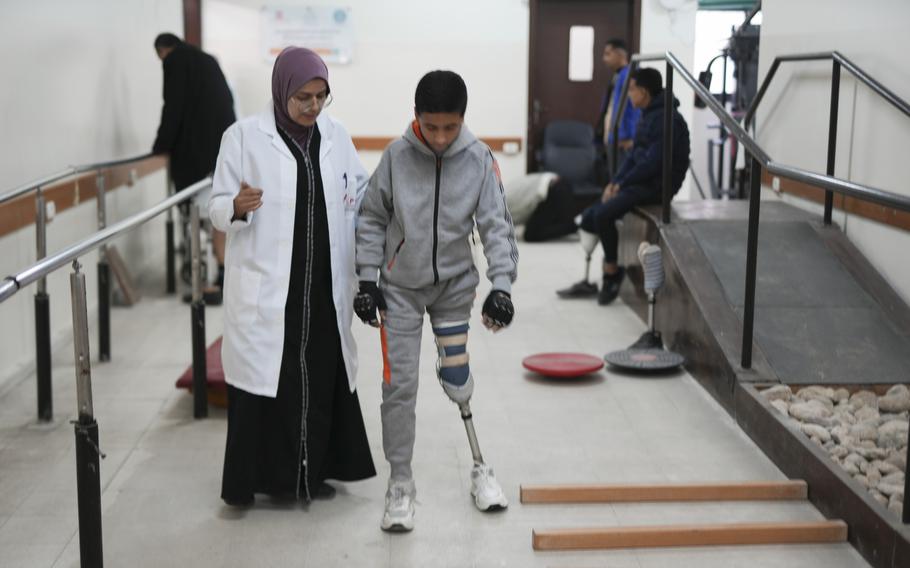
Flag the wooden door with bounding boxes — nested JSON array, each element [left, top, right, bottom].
[[527, 0, 639, 171]]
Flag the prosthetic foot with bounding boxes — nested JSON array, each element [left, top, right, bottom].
[[556, 229, 600, 298], [435, 323, 509, 512]]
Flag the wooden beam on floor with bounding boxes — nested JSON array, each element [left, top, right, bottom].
[[520, 480, 808, 504], [532, 520, 848, 551]]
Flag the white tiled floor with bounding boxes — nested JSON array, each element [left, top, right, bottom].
[[0, 238, 871, 567]]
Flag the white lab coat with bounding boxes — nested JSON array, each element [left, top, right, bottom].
[[209, 105, 369, 397]]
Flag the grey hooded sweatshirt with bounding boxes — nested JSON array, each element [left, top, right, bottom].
[[356, 121, 518, 293]]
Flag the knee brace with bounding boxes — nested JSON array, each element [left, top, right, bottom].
[[433, 321, 473, 405]]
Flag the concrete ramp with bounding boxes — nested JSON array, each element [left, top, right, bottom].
[[690, 220, 910, 384], [620, 200, 910, 389]]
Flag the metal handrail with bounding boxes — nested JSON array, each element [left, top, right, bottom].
[[71, 152, 158, 175], [0, 167, 77, 204], [612, 51, 910, 216], [0, 151, 159, 205], [744, 51, 910, 132], [0, 177, 210, 304], [615, 51, 910, 526]]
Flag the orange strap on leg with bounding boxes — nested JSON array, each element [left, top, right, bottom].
[[380, 323, 391, 385]]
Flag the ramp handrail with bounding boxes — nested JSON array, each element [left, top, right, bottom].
[[610, 52, 910, 525]]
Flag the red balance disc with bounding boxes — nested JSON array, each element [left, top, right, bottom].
[[522, 352, 604, 378]]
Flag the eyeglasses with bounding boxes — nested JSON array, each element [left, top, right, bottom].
[[292, 92, 333, 111]]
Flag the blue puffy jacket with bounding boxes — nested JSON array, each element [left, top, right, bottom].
[[596, 66, 641, 145], [613, 91, 690, 193]]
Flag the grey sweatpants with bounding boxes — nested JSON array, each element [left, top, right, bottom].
[[380, 267, 480, 481]]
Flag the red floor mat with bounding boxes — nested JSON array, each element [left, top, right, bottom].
[[175, 336, 227, 406]]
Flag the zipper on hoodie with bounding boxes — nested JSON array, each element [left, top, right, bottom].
[[432, 157, 441, 284]]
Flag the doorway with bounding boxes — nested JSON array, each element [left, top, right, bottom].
[[527, 0, 640, 172]]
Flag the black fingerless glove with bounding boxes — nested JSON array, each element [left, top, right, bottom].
[[482, 290, 514, 327], [354, 281, 387, 325]]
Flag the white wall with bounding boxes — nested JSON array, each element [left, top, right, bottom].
[[203, 0, 529, 179], [0, 1, 182, 389], [638, 0, 698, 200], [758, 0, 910, 304]]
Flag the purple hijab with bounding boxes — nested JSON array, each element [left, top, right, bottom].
[[271, 47, 330, 148]]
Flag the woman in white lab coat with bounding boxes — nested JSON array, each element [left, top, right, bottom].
[[209, 47, 375, 506]]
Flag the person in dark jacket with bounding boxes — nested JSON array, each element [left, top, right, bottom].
[[153, 33, 236, 303], [558, 67, 690, 305]]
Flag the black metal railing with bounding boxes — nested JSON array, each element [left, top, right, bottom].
[[0, 152, 179, 422], [0, 177, 212, 566], [611, 51, 910, 524], [744, 51, 910, 225]]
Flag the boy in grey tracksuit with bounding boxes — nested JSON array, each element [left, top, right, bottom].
[[354, 70, 518, 532]]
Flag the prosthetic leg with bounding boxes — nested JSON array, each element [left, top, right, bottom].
[[556, 229, 600, 298], [434, 322, 508, 511], [603, 242, 685, 372]]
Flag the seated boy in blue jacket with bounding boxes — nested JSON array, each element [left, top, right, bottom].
[[558, 67, 690, 305], [354, 70, 518, 532]]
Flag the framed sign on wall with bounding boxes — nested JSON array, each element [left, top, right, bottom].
[[261, 5, 353, 64]]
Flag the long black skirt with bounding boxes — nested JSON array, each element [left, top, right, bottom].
[[221, 326, 376, 503]]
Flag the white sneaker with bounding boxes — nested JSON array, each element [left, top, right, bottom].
[[470, 463, 508, 511], [381, 479, 416, 532]]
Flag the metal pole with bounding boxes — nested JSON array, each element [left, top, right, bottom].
[[661, 61, 674, 225], [165, 167, 176, 294], [34, 186, 53, 422], [718, 53, 728, 195], [741, 155, 763, 369], [70, 260, 104, 567], [190, 204, 208, 419], [824, 61, 841, 226], [903, 420, 909, 523], [96, 171, 111, 362]]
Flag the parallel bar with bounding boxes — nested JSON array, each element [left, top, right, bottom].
[[34, 292, 52, 422], [0, 278, 17, 303], [532, 521, 848, 551], [34, 185, 53, 421], [1, 178, 211, 303], [165, 217, 176, 294], [190, 204, 208, 419], [191, 302, 207, 419], [96, 171, 111, 362], [72, 152, 155, 174], [520, 481, 808, 504], [165, 168, 176, 294], [35, 188, 47, 294], [70, 262, 103, 566], [825, 61, 841, 225], [97, 262, 111, 362], [0, 167, 76, 205], [661, 61, 674, 225], [1, 152, 155, 205], [741, 155, 763, 369]]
